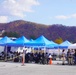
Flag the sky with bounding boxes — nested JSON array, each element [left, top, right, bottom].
[[0, 0, 76, 26]]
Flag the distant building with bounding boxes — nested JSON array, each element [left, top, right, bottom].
[[0, 30, 5, 36], [10, 37, 17, 41], [0, 36, 17, 41]]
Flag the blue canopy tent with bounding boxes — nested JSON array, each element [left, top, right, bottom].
[[0, 36, 15, 61], [59, 40, 72, 49], [35, 35, 53, 46], [48, 41, 59, 49], [7, 36, 30, 47], [2, 36, 30, 61], [0, 36, 15, 46], [15, 36, 29, 46], [30, 39, 34, 42], [26, 35, 56, 48]]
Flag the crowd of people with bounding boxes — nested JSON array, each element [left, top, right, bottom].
[[25, 52, 52, 64], [0, 51, 52, 65], [62, 49, 76, 65], [0, 48, 76, 65]]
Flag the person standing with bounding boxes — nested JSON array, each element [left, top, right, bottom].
[[62, 49, 66, 65], [74, 49, 76, 64], [67, 49, 74, 65]]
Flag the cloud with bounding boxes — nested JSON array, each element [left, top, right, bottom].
[[0, 16, 8, 23], [71, 14, 76, 18], [55, 15, 70, 20], [55, 13, 76, 20], [0, 0, 39, 18]]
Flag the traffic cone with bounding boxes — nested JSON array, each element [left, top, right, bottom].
[[49, 58, 52, 65]]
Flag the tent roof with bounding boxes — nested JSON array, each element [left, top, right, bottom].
[[15, 36, 29, 43], [26, 35, 59, 48], [47, 41, 59, 48], [59, 40, 72, 48], [26, 35, 51, 46], [35, 35, 52, 45], [0, 36, 14, 46], [68, 43, 76, 49], [7, 36, 30, 47]]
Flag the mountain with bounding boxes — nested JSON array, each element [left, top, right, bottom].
[[0, 20, 76, 42]]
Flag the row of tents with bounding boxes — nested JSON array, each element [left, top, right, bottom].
[[0, 35, 75, 49]]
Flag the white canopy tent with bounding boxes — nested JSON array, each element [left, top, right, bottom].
[[68, 43, 76, 49]]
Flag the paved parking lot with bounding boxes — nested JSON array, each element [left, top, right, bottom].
[[0, 61, 76, 75]]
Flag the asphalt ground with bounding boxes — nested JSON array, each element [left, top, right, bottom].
[[0, 61, 76, 75]]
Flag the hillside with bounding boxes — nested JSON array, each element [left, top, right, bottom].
[[0, 20, 76, 42]]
